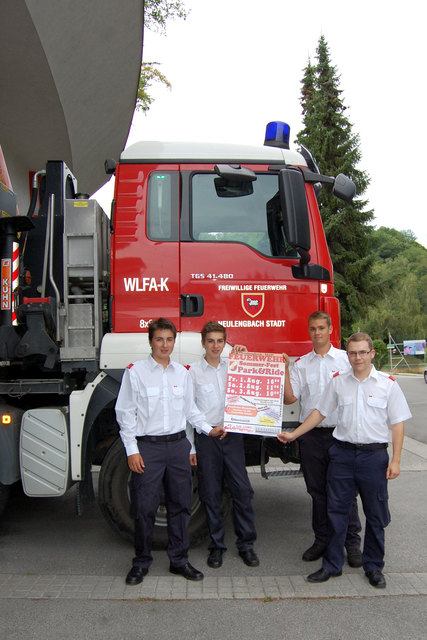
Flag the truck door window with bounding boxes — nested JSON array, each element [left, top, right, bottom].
[[191, 173, 297, 257], [147, 172, 179, 240]]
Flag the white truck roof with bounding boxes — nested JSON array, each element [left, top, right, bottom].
[[121, 140, 307, 166]]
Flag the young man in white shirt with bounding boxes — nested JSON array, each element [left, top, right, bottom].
[[283, 311, 362, 566], [188, 321, 259, 569], [278, 332, 412, 588], [116, 318, 210, 585]]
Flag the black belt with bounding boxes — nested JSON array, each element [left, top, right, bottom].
[[334, 439, 387, 451], [136, 431, 186, 443]]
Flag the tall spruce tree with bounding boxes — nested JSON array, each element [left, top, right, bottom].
[[296, 36, 375, 334]]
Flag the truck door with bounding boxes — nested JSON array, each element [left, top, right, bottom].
[[179, 167, 324, 355], [112, 164, 181, 333]]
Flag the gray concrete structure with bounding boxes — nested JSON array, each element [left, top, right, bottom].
[[0, 0, 143, 209]]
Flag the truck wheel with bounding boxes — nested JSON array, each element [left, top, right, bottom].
[[0, 482, 11, 517], [98, 438, 228, 549]]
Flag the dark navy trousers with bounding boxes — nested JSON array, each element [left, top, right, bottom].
[[195, 432, 256, 552], [322, 443, 391, 574], [299, 427, 361, 550], [130, 437, 192, 569]]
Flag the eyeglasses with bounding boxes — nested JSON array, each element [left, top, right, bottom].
[[347, 350, 372, 358]]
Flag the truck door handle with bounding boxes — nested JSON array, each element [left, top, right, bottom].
[[180, 294, 204, 317]]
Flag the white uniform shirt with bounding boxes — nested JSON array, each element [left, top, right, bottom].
[[188, 356, 228, 434], [317, 366, 412, 444], [115, 355, 210, 456], [290, 345, 351, 427]]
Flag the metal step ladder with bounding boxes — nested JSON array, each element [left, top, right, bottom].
[[60, 199, 109, 367]]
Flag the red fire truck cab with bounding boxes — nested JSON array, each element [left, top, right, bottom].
[[105, 123, 354, 365]]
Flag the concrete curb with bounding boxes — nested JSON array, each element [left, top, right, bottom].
[[1, 571, 427, 601]]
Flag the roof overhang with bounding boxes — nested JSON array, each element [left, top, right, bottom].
[[0, 0, 143, 202]]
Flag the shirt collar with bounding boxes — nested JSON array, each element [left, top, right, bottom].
[[148, 354, 176, 371], [350, 364, 378, 382], [367, 364, 378, 380], [201, 355, 227, 371], [308, 344, 337, 360]]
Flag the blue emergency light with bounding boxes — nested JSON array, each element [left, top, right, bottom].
[[264, 121, 290, 149]]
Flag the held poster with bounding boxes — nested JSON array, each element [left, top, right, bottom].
[[224, 352, 285, 436]]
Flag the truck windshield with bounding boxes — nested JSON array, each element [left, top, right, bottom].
[[191, 173, 297, 258]]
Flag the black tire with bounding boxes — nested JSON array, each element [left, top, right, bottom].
[[98, 438, 230, 548], [0, 482, 11, 518]]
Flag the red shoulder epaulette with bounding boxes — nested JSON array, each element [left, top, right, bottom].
[[388, 375, 395, 381], [333, 371, 340, 378], [295, 357, 301, 363], [184, 364, 190, 370], [126, 363, 134, 369]]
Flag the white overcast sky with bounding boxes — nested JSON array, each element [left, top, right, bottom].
[[96, 0, 426, 248]]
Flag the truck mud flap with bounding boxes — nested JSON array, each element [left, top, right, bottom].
[[20, 408, 71, 497]]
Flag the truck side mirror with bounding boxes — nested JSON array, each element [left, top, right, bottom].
[[214, 164, 257, 198], [214, 164, 257, 183], [332, 173, 356, 202], [213, 164, 257, 198], [279, 168, 310, 256], [278, 168, 330, 281], [104, 158, 116, 175]]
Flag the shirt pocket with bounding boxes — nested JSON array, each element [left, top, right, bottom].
[[197, 383, 217, 411], [171, 385, 185, 411], [366, 395, 387, 422], [337, 395, 352, 424], [306, 373, 319, 395], [146, 386, 160, 413], [366, 395, 387, 410]]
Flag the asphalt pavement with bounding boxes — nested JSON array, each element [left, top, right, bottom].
[[1, 436, 427, 600], [1, 375, 426, 639]]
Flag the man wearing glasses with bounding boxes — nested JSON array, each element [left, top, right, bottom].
[[278, 332, 412, 588], [283, 311, 362, 567]]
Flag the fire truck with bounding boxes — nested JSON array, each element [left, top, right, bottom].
[[0, 122, 355, 545]]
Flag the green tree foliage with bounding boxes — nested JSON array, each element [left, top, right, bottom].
[[372, 339, 388, 370], [144, 0, 188, 32], [137, 1, 188, 112], [296, 36, 375, 334], [136, 62, 171, 113], [356, 227, 427, 343]]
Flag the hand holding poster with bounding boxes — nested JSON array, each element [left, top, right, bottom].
[[224, 352, 285, 436]]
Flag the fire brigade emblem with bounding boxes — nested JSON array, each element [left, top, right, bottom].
[[241, 293, 265, 318]]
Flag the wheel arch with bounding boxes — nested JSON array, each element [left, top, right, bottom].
[[70, 371, 122, 481]]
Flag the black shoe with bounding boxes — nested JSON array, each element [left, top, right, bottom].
[[169, 562, 204, 581], [365, 570, 386, 588], [306, 567, 342, 583], [239, 549, 259, 567], [302, 542, 327, 562], [347, 548, 363, 568], [125, 566, 148, 585], [207, 549, 223, 568]]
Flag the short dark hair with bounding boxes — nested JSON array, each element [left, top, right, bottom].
[[346, 332, 373, 351], [201, 321, 226, 343], [148, 318, 177, 342], [308, 311, 331, 326]]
